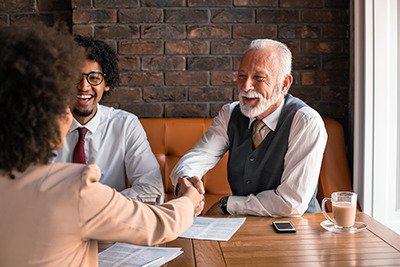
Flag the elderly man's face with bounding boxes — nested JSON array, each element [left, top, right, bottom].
[[72, 60, 109, 124], [237, 48, 286, 119]]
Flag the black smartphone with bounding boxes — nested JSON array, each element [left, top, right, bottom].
[[272, 221, 296, 233]]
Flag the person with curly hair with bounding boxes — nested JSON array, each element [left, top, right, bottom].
[[53, 36, 164, 204], [0, 25, 203, 266]]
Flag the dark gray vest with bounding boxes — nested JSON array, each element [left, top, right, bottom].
[[227, 94, 320, 213]]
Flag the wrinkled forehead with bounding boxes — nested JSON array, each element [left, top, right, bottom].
[[239, 48, 279, 74]]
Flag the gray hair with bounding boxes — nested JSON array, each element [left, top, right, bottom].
[[247, 39, 292, 85]]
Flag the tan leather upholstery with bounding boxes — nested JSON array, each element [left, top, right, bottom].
[[139, 117, 352, 212]]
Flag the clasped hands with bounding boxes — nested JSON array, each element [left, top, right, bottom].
[[177, 176, 225, 216]]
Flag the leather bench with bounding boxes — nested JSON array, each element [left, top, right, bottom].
[[139, 117, 352, 213]]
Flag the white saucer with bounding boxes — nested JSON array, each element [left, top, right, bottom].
[[320, 220, 367, 233]]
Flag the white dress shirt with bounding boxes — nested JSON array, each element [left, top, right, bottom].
[[54, 104, 164, 203], [171, 100, 327, 217]]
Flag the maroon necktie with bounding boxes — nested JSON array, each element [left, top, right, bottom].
[[73, 127, 88, 164]]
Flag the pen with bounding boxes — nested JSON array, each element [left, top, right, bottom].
[[141, 256, 165, 267]]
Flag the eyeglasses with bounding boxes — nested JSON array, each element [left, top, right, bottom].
[[78, 71, 106, 86]]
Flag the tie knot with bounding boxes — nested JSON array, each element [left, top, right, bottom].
[[253, 120, 265, 134], [78, 127, 88, 140]]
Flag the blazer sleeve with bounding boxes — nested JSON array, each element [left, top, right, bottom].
[[78, 164, 194, 246]]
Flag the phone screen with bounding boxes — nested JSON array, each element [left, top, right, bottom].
[[273, 221, 296, 233]]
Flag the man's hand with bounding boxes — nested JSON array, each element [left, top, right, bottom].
[[178, 178, 204, 216], [176, 176, 205, 196]]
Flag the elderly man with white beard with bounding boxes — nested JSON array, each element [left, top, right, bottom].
[[170, 39, 328, 217]]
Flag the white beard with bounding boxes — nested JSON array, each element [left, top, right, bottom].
[[239, 89, 280, 118]]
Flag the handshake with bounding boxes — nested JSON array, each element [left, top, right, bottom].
[[176, 176, 205, 216]]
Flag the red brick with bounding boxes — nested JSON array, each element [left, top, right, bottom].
[[10, 13, 53, 26], [37, 0, 71, 11], [141, 0, 185, 7], [119, 41, 163, 55], [279, 25, 320, 39], [119, 8, 162, 23], [95, 25, 139, 39], [233, 24, 277, 39], [321, 86, 347, 102], [211, 40, 250, 55], [73, 9, 117, 24], [94, 0, 139, 8], [233, 56, 242, 70], [102, 87, 142, 102], [280, 0, 323, 7], [165, 9, 208, 23], [142, 25, 185, 39], [142, 56, 185, 71], [165, 71, 208, 86], [322, 56, 349, 70], [120, 72, 163, 86], [302, 10, 347, 23], [187, 25, 231, 39], [73, 25, 94, 36], [143, 87, 187, 102], [325, 0, 348, 8], [187, 57, 231, 71], [323, 24, 348, 39], [211, 9, 252, 23], [189, 87, 233, 102], [302, 40, 343, 54], [292, 56, 320, 70], [165, 103, 209, 118], [0, 0, 36, 12], [301, 71, 347, 86], [210, 102, 230, 117], [103, 39, 117, 52], [311, 101, 345, 118], [291, 71, 301, 85], [101, 101, 120, 109], [234, 0, 277, 6], [0, 14, 9, 26], [257, 10, 299, 23], [290, 86, 321, 102], [189, 0, 231, 6], [72, 0, 92, 9], [118, 56, 140, 72], [120, 103, 163, 117], [165, 40, 209, 55], [210, 71, 237, 85], [284, 40, 301, 55]]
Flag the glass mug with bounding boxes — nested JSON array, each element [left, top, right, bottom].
[[321, 192, 357, 228]]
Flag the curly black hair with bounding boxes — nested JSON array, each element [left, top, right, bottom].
[[74, 36, 120, 90], [0, 24, 85, 178]]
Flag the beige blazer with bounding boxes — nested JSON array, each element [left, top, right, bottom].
[[0, 163, 194, 266]]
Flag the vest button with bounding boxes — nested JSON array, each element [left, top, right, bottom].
[[245, 180, 252, 184], [249, 156, 255, 162]]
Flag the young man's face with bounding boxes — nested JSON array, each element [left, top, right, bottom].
[[72, 60, 109, 124]]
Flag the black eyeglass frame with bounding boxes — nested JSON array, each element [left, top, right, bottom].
[[78, 71, 107, 86]]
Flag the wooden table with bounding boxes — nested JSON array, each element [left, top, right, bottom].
[[164, 212, 400, 266]]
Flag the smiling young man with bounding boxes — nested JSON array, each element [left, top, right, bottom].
[[171, 39, 328, 217], [54, 36, 164, 203]]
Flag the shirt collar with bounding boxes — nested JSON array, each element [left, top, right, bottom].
[[69, 104, 102, 134], [247, 99, 285, 131]]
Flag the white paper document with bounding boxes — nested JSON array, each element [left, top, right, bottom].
[[98, 243, 182, 267], [179, 217, 246, 241]]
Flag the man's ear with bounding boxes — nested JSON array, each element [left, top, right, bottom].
[[105, 86, 110, 92], [281, 74, 293, 95]]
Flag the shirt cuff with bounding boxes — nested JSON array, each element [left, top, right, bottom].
[[226, 195, 248, 215]]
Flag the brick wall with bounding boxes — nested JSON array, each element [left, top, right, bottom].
[[0, 0, 72, 27], [1, 0, 349, 124], [71, 0, 349, 121]]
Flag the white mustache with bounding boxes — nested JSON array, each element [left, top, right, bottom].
[[239, 90, 263, 99]]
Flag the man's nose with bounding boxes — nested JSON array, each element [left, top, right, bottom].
[[239, 76, 254, 92], [77, 76, 90, 90]]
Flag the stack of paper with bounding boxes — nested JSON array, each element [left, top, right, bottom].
[[179, 217, 246, 241], [98, 243, 182, 267]]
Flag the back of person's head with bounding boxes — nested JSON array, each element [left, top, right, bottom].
[[75, 36, 120, 90], [247, 39, 292, 85], [0, 24, 85, 177]]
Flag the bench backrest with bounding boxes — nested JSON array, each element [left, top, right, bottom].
[[140, 117, 352, 203]]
